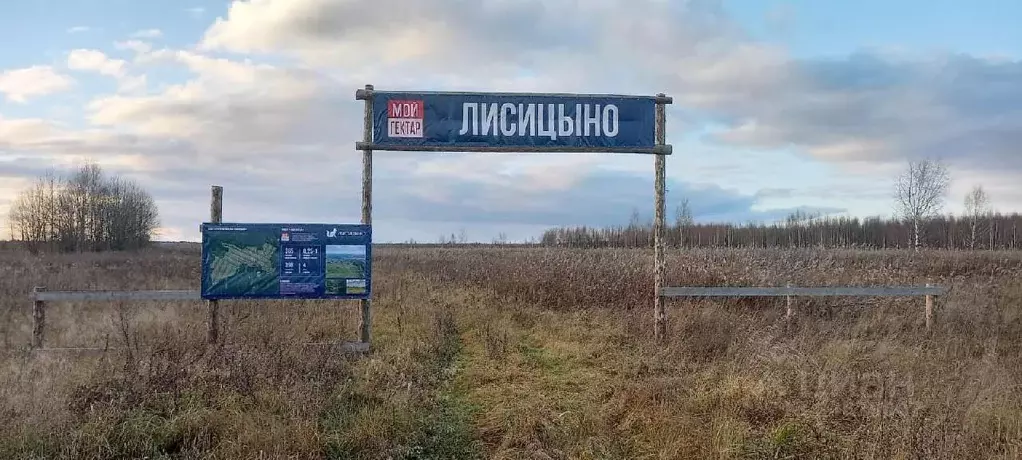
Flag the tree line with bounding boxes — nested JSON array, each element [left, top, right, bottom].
[[539, 212, 1022, 250], [7, 162, 160, 253], [541, 159, 1022, 250]]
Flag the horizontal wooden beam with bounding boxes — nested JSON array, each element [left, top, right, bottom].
[[356, 88, 673, 103], [354, 142, 673, 155], [660, 286, 947, 297]]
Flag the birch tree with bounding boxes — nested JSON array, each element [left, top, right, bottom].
[[674, 198, 693, 247], [894, 158, 950, 251], [964, 185, 991, 249]]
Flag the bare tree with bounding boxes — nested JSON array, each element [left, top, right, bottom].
[[964, 185, 991, 250], [894, 158, 950, 251], [674, 199, 693, 248], [8, 162, 159, 253]]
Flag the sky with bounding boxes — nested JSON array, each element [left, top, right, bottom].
[[326, 244, 365, 258], [1, 0, 1021, 243]]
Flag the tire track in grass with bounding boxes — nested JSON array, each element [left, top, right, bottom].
[[455, 304, 640, 459], [319, 293, 483, 459], [405, 305, 484, 460]]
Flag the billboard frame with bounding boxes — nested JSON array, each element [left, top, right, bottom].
[[354, 85, 674, 343]]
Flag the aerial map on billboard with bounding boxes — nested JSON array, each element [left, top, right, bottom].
[[200, 223, 371, 300]]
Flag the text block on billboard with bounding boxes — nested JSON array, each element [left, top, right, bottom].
[[366, 91, 661, 153], [200, 223, 371, 300]]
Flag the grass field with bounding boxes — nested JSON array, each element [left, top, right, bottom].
[[1, 245, 1021, 459], [326, 259, 365, 278]]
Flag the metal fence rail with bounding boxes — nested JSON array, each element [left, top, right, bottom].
[[659, 283, 945, 329], [33, 289, 201, 301], [27, 287, 367, 352]]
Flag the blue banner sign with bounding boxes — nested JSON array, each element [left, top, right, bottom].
[[368, 91, 660, 152], [201, 223, 371, 300]]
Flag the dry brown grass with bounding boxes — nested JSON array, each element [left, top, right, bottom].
[[0, 246, 478, 459], [1, 245, 1021, 459]]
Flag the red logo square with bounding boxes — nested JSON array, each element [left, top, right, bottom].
[[388, 100, 424, 118]]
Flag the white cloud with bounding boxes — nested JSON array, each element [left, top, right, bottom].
[[196, 0, 1011, 171], [88, 50, 348, 145], [68, 49, 127, 77], [197, 0, 652, 80], [130, 28, 163, 39], [193, 0, 789, 109], [138, 48, 278, 85], [196, 0, 1022, 182], [697, 52, 1022, 176], [118, 75, 148, 93], [0, 66, 74, 103], [114, 40, 153, 54], [66, 49, 147, 94], [0, 116, 58, 145], [0, 115, 181, 165]]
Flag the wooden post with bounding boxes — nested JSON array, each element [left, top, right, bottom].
[[653, 94, 667, 341], [359, 84, 374, 345], [925, 281, 933, 331], [32, 286, 46, 349], [207, 185, 222, 345], [785, 283, 794, 320]]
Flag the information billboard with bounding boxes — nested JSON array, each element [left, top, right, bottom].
[[200, 223, 371, 300]]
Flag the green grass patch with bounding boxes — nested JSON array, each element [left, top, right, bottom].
[[517, 341, 567, 375]]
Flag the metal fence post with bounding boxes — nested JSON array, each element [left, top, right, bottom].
[[32, 286, 46, 349], [653, 93, 667, 341], [207, 185, 222, 345], [925, 281, 933, 331], [785, 283, 794, 320], [359, 84, 374, 345]]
